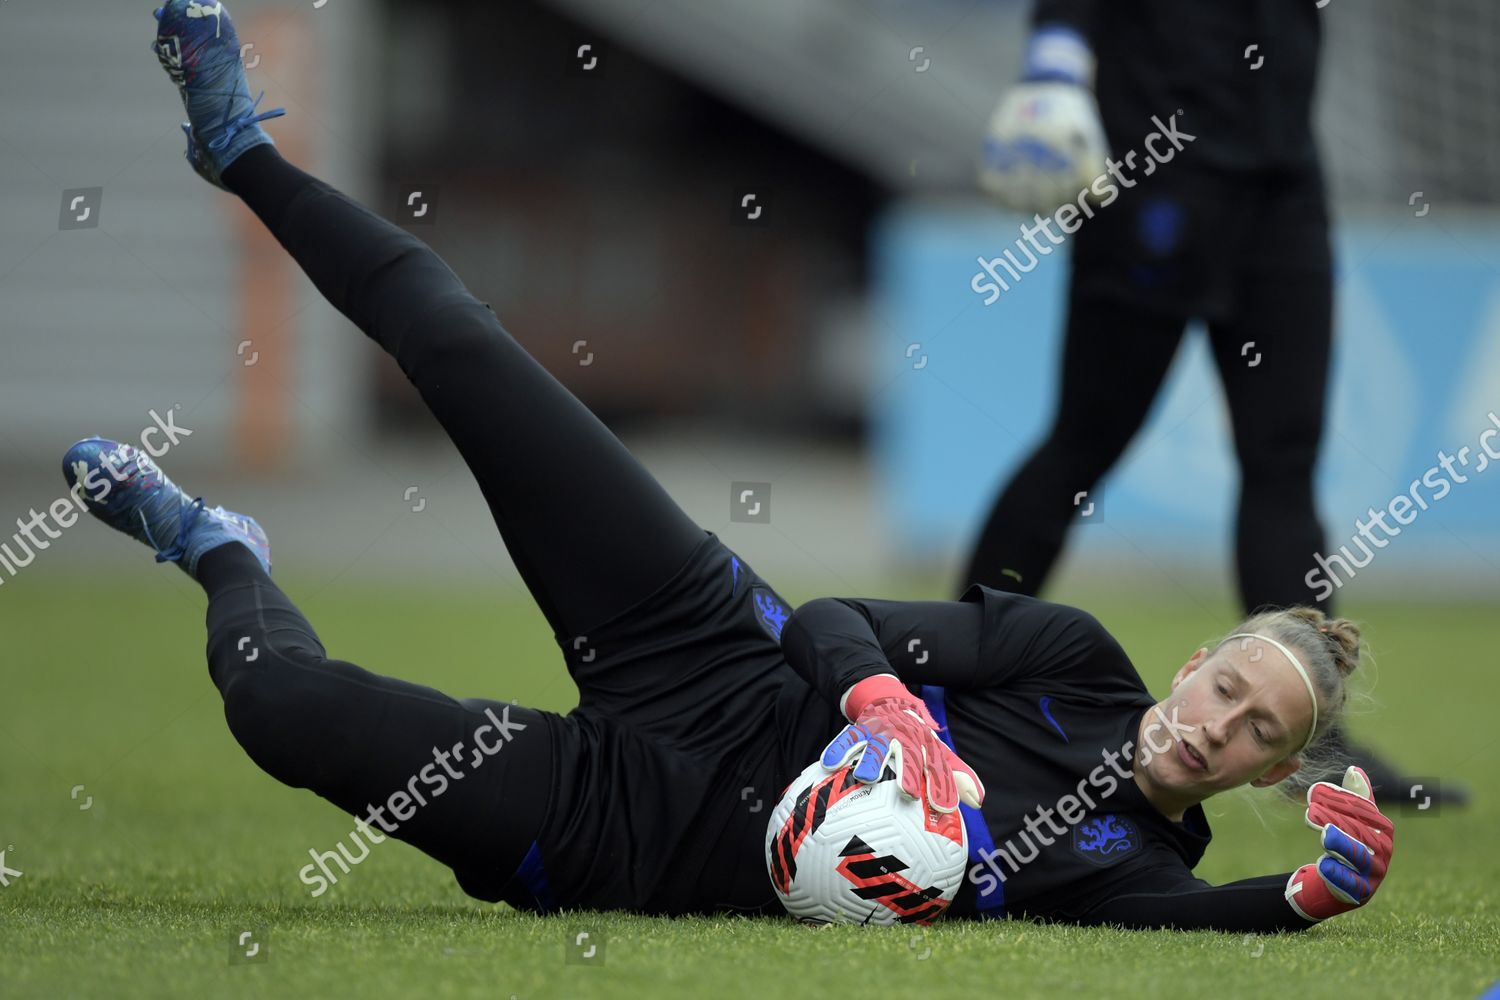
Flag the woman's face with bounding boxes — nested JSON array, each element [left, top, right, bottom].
[[1135, 638, 1315, 811]]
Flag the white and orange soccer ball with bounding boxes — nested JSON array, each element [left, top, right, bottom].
[[764, 757, 968, 925]]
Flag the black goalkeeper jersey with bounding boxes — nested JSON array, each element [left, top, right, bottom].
[[776, 587, 1315, 932], [1034, 0, 1322, 173]]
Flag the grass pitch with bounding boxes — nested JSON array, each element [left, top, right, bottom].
[[2, 568, 1496, 999]]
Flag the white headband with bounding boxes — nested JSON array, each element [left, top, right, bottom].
[[1223, 633, 1319, 753]]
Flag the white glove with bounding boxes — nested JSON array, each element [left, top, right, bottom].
[[978, 27, 1109, 215]]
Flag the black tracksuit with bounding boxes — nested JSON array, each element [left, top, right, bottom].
[[193, 147, 1313, 932]]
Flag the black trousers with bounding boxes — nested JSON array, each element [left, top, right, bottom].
[[961, 166, 1335, 616], [200, 147, 793, 907]]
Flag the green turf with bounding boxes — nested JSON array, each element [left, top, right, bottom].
[[2, 568, 1496, 999]]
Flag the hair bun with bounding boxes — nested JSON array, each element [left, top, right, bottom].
[[1322, 619, 1362, 677]]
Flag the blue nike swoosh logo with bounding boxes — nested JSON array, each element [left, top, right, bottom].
[[1039, 696, 1069, 743]]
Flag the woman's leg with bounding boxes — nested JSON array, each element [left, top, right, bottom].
[[1208, 169, 1333, 616], [960, 289, 1188, 596], [219, 147, 706, 641], [195, 542, 554, 897]]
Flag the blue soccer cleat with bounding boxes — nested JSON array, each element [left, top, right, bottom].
[[62, 437, 271, 578], [152, 1, 285, 189]]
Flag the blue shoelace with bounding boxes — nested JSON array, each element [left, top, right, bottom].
[[146, 496, 207, 564], [204, 89, 285, 152]]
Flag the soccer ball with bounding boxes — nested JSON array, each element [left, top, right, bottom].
[[764, 756, 968, 925]]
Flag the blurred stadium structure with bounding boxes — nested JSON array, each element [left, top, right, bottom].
[[1, 0, 1497, 595]]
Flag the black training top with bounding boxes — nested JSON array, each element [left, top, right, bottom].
[[1033, 0, 1322, 173], [779, 587, 1316, 932]]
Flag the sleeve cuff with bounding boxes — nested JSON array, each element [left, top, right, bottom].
[[840, 673, 911, 720], [1023, 24, 1095, 86]]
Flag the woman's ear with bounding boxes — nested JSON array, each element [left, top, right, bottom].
[[1251, 755, 1302, 788], [1169, 646, 1211, 692]]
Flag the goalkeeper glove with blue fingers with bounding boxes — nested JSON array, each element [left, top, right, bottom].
[[1284, 765, 1396, 921], [820, 675, 985, 814], [979, 25, 1109, 214]]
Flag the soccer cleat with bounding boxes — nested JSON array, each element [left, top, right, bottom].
[[152, 1, 285, 189], [62, 437, 271, 578]]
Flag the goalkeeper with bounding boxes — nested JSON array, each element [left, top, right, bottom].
[[72, 1, 1393, 934], [965, 0, 1458, 805]]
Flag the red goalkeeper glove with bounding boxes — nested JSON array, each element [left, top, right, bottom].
[[1284, 765, 1395, 921], [819, 675, 985, 813]]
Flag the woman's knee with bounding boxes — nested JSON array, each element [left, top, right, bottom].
[[1033, 420, 1134, 484], [1238, 431, 1318, 487], [215, 647, 354, 789], [394, 296, 514, 382]]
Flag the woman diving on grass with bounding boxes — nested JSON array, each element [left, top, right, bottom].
[[65, 0, 1394, 931]]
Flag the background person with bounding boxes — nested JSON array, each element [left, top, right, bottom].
[[966, 0, 1462, 804]]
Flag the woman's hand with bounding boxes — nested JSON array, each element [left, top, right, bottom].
[[819, 675, 985, 813], [1284, 765, 1395, 921]]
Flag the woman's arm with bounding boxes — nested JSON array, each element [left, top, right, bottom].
[[780, 591, 1114, 710], [779, 596, 985, 710], [1073, 871, 1317, 933]]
